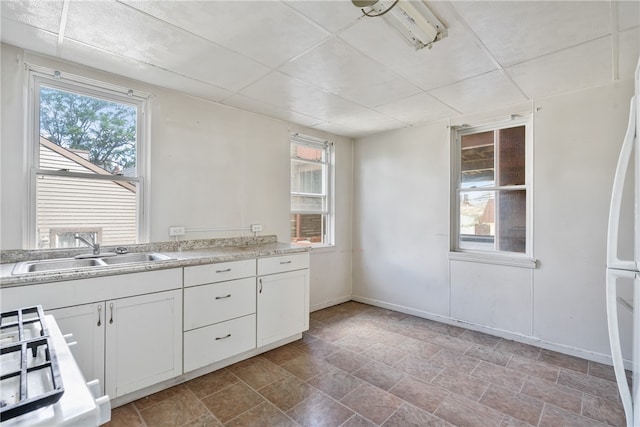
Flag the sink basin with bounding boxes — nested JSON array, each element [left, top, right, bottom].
[[12, 253, 174, 275], [101, 253, 173, 265], [13, 258, 107, 274]]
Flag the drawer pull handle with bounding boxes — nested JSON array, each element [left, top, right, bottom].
[[215, 334, 231, 341], [109, 302, 114, 324], [215, 294, 232, 300], [259, 278, 263, 294], [280, 261, 292, 265], [216, 268, 231, 273], [97, 305, 102, 327]]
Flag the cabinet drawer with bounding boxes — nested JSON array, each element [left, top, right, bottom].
[[184, 259, 255, 287], [183, 314, 256, 372], [257, 253, 309, 276], [184, 277, 256, 330]]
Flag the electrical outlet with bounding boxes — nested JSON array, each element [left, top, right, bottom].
[[169, 226, 185, 236], [250, 224, 263, 233]]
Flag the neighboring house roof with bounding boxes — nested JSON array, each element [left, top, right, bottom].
[[40, 136, 136, 193]]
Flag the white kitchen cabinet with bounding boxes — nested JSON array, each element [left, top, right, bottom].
[[105, 289, 183, 398], [4, 268, 183, 399], [257, 254, 310, 347], [182, 261, 257, 372], [48, 303, 105, 394]]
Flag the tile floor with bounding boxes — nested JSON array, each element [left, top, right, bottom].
[[106, 301, 627, 427]]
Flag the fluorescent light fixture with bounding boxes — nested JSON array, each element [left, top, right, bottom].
[[353, 0, 447, 50]]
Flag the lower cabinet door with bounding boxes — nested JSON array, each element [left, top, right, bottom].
[[48, 302, 105, 395], [183, 314, 256, 373], [257, 269, 310, 347], [105, 289, 183, 398]]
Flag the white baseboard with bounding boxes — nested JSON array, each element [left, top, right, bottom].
[[310, 295, 352, 312], [351, 294, 629, 369]]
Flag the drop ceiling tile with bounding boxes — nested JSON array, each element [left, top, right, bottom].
[[429, 71, 528, 114], [122, 1, 329, 68], [311, 122, 360, 138], [222, 94, 324, 128], [239, 71, 364, 121], [339, 10, 496, 91], [64, 1, 269, 91], [329, 109, 407, 135], [374, 92, 459, 125], [337, 76, 422, 108], [60, 39, 233, 102], [1, 19, 58, 56], [452, 1, 611, 67], [284, 1, 363, 34], [1, 0, 63, 33], [619, 27, 640, 81], [618, 1, 640, 31], [280, 37, 411, 99], [507, 37, 612, 99]]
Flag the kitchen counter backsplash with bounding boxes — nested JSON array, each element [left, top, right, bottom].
[[1, 235, 278, 264]]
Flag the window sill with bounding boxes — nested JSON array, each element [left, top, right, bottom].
[[448, 251, 537, 269]]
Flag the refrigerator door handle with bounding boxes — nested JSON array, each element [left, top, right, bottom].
[[607, 96, 637, 271], [606, 269, 635, 427]]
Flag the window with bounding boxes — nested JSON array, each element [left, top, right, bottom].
[[451, 118, 532, 259], [28, 67, 148, 249], [290, 133, 333, 246]]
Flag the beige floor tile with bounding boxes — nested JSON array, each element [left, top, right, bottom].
[[335, 333, 376, 353], [539, 404, 608, 427], [363, 342, 407, 366], [307, 368, 365, 400], [557, 368, 621, 402], [287, 392, 353, 427], [388, 376, 449, 413], [324, 349, 369, 373], [281, 354, 334, 381], [180, 413, 223, 427], [430, 349, 481, 374], [465, 343, 512, 367], [431, 368, 490, 401], [259, 375, 318, 412], [479, 384, 544, 426], [353, 360, 405, 391], [341, 384, 402, 425], [138, 388, 208, 427], [495, 339, 541, 360], [582, 394, 626, 426], [134, 384, 188, 411], [382, 403, 453, 427], [520, 376, 583, 414], [538, 349, 589, 374], [397, 338, 443, 360], [434, 393, 504, 427], [342, 414, 377, 427], [106, 403, 144, 427], [185, 369, 238, 399], [201, 382, 264, 423], [393, 354, 444, 382], [226, 402, 297, 427], [262, 343, 307, 365], [471, 361, 527, 391], [459, 329, 502, 348], [507, 354, 560, 382], [233, 357, 291, 389]]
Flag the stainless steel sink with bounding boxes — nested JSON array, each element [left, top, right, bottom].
[[100, 253, 173, 265], [13, 258, 108, 274], [12, 253, 173, 275]]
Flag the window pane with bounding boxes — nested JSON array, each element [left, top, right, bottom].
[[497, 126, 525, 186], [291, 195, 326, 212], [461, 131, 494, 188], [290, 213, 325, 245], [497, 190, 526, 253], [459, 191, 495, 250], [39, 86, 137, 175], [36, 174, 137, 249], [291, 143, 325, 162], [291, 159, 324, 194]]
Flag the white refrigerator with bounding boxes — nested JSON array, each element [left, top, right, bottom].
[[606, 56, 640, 427]]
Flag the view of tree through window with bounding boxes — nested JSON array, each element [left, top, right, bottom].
[[40, 86, 137, 174], [35, 81, 141, 249]]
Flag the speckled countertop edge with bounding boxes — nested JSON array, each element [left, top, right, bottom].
[[0, 236, 310, 288]]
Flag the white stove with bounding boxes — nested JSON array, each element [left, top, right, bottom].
[[0, 307, 110, 426]]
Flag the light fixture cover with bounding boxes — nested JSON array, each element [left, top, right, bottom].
[[355, 0, 447, 50]]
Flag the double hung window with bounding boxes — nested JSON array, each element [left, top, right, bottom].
[[452, 118, 531, 258], [290, 133, 333, 246], [28, 67, 148, 249]]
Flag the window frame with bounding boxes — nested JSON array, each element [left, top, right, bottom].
[[26, 66, 151, 249], [449, 116, 536, 268], [289, 133, 334, 248]]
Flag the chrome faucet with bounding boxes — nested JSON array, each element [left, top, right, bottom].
[[74, 234, 100, 255]]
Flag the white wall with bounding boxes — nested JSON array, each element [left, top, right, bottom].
[[352, 80, 634, 362], [0, 44, 353, 310]]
